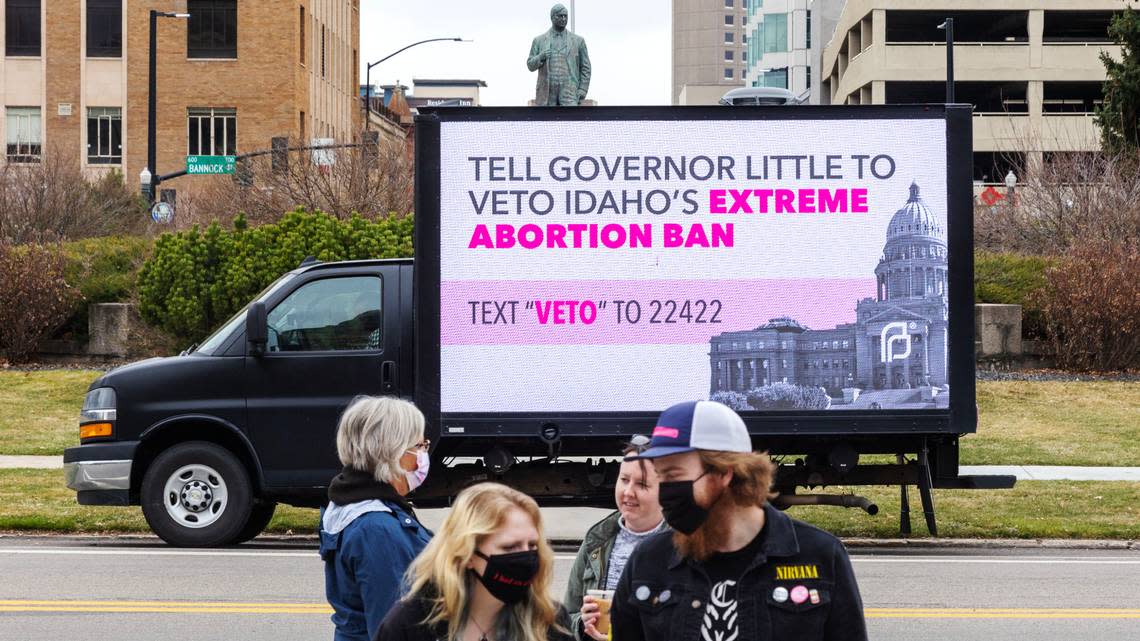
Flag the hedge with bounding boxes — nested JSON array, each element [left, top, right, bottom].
[[137, 210, 414, 342], [59, 236, 152, 339], [974, 251, 1054, 339]]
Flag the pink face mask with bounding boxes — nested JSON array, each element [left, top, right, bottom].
[[405, 449, 430, 491]]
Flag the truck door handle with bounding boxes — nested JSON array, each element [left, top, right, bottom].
[[382, 360, 396, 393]]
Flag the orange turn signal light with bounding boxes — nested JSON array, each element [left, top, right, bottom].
[[80, 423, 113, 439]]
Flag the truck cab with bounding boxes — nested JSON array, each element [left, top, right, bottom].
[[65, 259, 413, 547]]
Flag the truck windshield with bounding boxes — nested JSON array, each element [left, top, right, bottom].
[[194, 273, 298, 355]]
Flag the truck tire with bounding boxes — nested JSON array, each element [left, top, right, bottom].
[[232, 500, 277, 544], [140, 441, 253, 547]]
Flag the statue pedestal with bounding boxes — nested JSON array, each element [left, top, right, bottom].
[[842, 388, 861, 404]]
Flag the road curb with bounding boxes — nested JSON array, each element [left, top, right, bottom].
[[2, 532, 1137, 550]]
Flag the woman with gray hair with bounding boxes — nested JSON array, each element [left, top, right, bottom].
[[319, 396, 433, 641]]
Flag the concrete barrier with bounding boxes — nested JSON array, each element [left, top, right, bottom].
[[975, 304, 1022, 357], [87, 303, 136, 357]]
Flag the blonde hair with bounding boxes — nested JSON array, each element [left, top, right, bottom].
[[335, 396, 424, 484], [406, 483, 563, 641]]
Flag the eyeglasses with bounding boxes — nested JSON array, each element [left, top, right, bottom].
[[409, 439, 431, 452]]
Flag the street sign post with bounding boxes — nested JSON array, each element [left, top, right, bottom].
[[186, 155, 237, 174]]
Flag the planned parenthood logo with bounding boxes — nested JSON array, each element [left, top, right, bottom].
[[880, 322, 913, 364]]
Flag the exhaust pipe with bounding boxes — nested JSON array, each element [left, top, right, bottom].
[[773, 493, 879, 515]]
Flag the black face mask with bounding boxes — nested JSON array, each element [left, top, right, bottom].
[[658, 471, 712, 535], [471, 550, 540, 605]]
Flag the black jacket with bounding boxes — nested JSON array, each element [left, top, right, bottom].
[[375, 589, 575, 641], [609, 504, 867, 641]]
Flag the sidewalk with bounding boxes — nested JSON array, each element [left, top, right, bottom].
[[6, 455, 1140, 480]]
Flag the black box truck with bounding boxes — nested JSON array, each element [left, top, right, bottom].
[[65, 105, 1012, 546]]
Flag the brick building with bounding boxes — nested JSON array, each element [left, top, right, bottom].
[[1, 0, 360, 196]]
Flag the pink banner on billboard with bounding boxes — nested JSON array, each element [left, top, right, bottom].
[[441, 278, 877, 345]]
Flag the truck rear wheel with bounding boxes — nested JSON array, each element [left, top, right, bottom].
[[141, 441, 253, 547]]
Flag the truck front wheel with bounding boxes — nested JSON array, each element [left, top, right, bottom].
[[141, 441, 253, 547]]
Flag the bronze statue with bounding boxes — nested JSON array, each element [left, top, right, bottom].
[[527, 4, 591, 106]]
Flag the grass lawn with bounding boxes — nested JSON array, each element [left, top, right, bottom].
[[2, 468, 1137, 539], [0, 370, 102, 456], [4, 371, 1139, 467], [967, 381, 1140, 466]]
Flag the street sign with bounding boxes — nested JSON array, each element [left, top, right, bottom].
[[150, 201, 174, 224], [186, 155, 237, 174]]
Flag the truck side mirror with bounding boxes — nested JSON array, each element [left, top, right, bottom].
[[247, 302, 268, 356]]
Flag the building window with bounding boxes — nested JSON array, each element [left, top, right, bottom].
[[187, 0, 237, 59], [724, 68, 734, 80], [724, 32, 733, 44], [320, 24, 327, 77], [5, 0, 41, 57], [806, 66, 811, 89], [725, 15, 733, 26], [763, 13, 787, 53], [806, 10, 812, 49], [724, 0, 733, 6], [187, 107, 236, 156], [87, 107, 122, 164], [5, 107, 41, 162], [725, 50, 734, 61], [86, 0, 122, 58], [299, 6, 306, 64]]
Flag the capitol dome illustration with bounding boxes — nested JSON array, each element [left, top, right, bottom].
[[876, 182, 948, 302], [707, 181, 950, 409]]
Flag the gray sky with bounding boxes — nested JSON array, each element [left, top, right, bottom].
[[360, 0, 671, 106]]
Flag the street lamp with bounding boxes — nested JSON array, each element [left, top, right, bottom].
[[937, 18, 955, 104], [146, 10, 191, 202], [140, 167, 153, 203], [362, 37, 470, 121], [1004, 170, 1017, 200]]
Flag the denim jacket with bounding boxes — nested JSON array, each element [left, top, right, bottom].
[[319, 500, 433, 641], [609, 504, 867, 641]]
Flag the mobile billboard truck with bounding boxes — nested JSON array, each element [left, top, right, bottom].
[[65, 105, 1012, 547]]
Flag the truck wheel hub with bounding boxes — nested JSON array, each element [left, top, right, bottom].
[[163, 463, 229, 529]]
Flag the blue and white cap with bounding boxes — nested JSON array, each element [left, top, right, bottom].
[[633, 400, 752, 460]]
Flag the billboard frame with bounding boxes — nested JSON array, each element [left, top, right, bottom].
[[414, 104, 975, 446]]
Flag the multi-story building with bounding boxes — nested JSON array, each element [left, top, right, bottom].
[[742, 0, 844, 103], [820, 1, 1138, 183], [1, 1, 360, 196], [672, 0, 748, 105]]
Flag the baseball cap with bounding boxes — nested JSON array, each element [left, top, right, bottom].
[[632, 400, 752, 460]]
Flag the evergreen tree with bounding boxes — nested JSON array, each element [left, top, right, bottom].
[[1095, 8, 1140, 154]]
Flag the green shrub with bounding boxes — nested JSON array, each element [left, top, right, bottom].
[[137, 210, 414, 343], [59, 236, 152, 339], [710, 391, 750, 411], [974, 251, 1054, 339]]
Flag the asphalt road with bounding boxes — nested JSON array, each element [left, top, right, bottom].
[[1, 537, 1138, 641]]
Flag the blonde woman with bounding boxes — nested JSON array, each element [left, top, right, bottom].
[[320, 396, 433, 641], [376, 483, 572, 641]]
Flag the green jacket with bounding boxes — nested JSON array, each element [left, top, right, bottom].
[[563, 511, 621, 641]]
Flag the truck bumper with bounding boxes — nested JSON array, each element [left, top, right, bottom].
[[63, 441, 139, 505]]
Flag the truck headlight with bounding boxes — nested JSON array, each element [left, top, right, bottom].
[[80, 388, 116, 439]]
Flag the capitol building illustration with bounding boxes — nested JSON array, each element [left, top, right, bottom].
[[708, 182, 949, 410]]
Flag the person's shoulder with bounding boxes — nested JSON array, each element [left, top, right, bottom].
[[377, 593, 433, 640], [631, 528, 675, 559], [786, 513, 850, 557], [583, 511, 621, 542]]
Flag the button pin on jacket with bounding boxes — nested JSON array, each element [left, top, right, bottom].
[[636, 586, 652, 601], [772, 587, 789, 603], [809, 589, 821, 605], [659, 590, 671, 602], [405, 518, 412, 524], [691, 600, 702, 609], [790, 585, 809, 605]]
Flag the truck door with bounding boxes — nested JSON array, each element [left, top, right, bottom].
[[245, 266, 401, 488]]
